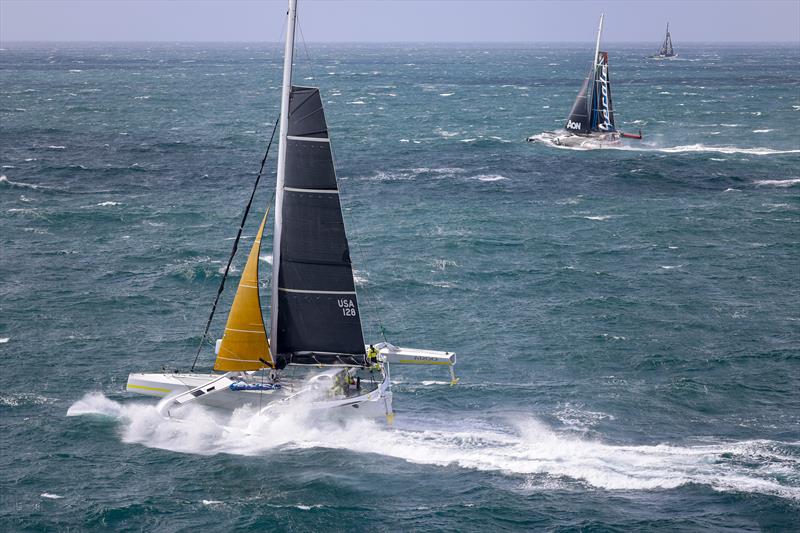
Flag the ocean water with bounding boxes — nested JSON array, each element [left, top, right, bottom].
[[1, 42, 799, 530]]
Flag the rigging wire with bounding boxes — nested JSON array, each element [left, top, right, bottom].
[[189, 10, 288, 372], [191, 116, 280, 372], [296, 17, 389, 344]]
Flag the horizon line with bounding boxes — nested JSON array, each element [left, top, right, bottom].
[[2, 39, 798, 45]]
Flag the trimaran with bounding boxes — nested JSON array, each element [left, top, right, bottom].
[[528, 14, 642, 148], [127, 0, 456, 421], [650, 22, 677, 59]]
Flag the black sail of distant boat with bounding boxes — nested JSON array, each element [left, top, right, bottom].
[[274, 85, 367, 367], [590, 52, 616, 132], [657, 23, 676, 57], [565, 73, 592, 133]]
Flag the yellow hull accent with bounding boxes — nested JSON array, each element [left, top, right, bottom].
[[214, 209, 273, 371], [127, 384, 171, 394]]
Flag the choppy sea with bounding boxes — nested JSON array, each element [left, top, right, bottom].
[[1, 42, 799, 531]]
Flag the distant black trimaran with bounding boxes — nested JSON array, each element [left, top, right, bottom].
[[650, 22, 677, 59], [528, 14, 642, 148], [126, 0, 457, 421]]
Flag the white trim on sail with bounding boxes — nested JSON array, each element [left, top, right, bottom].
[[284, 187, 339, 194], [286, 135, 330, 142], [278, 288, 357, 295]]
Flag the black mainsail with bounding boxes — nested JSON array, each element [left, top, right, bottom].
[[590, 52, 616, 132], [272, 86, 367, 367]]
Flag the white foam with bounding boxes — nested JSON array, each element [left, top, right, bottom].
[[531, 139, 800, 155], [96, 201, 120, 207], [752, 129, 773, 133], [1, 393, 53, 407], [41, 493, 64, 499], [259, 253, 273, 265], [47, 145, 66, 150], [641, 144, 799, 156], [754, 178, 800, 187], [202, 499, 223, 505], [0, 337, 8, 343], [475, 174, 508, 182], [67, 393, 800, 500], [0, 175, 46, 189], [439, 92, 454, 97], [582, 215, 614, 221]]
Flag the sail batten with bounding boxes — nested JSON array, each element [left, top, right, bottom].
[[214, 211, 272, 371]]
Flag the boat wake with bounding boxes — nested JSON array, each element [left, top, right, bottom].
[[528, 137, 800, 156], [68, 393, 800, 500]]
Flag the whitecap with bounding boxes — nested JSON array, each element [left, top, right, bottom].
[[754, 178, 800, 187], [476, 174, 508, 182], [96, 201, 120, 207], [660, 265, 683, 269], [0, 337, 8, 343], [202, 500, 223, 505], [47, 145, 66, 150], [41, 493, 64, 499], [752, 129, 773, 133], [259, 254, 273, 265], [582, 215, 614, 221], [439, 92, 454, 97]]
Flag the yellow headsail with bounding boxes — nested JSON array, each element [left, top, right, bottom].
[[214, 210, 272, 371]]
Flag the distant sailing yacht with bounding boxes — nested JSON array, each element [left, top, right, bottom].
[[528, 14, 642, 148], [650, 23, 677, 59], [126, 0, 456, 421]]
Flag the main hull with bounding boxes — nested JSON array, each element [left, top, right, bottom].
[[527, 130, 624, 149], [127, 368, 393, 419]]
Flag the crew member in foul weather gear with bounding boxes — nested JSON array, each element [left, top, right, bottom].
[[367, 345, 379, 365]]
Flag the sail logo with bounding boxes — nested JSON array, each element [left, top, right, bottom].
[[566, 120, 582, 130], [338, 299, 357, 317], [597, 63, 613, 131]]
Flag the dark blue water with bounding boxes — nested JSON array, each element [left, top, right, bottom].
[[1, 42, 799, 531]]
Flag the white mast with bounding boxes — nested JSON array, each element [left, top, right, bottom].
[[593, 13, 604, 72], [585, 13, 605, 126], [270, 0, 298, 365]]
